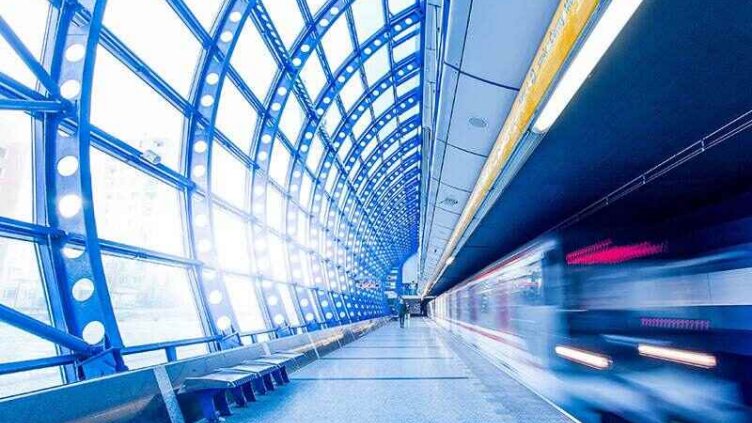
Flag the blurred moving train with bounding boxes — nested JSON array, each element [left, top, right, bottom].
[[429, 195, 752, 422]]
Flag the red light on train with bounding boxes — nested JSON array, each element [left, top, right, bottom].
[[566, 239, 666, 265]]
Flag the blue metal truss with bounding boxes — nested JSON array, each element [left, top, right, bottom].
[[0, 0, 425, 390]]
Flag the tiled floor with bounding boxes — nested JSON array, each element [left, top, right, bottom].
[[231, 319, 572, 422]]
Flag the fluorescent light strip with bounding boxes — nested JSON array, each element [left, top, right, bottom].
[[637, 344, 717, 368], [533, 0, 644, 133], [555, 345, 611, 369]]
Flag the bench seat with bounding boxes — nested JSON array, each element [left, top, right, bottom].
[[182, 370, 259, 422]]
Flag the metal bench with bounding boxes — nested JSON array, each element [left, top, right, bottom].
[[182, 370, 259, 423], [221, 362, 278, 395], [253, 352, 306, 384]]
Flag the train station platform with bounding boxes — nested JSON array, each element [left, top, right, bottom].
[[227, 318, 572, 423]]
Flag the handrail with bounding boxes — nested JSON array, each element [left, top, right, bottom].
[[0, 354, 78, 376]]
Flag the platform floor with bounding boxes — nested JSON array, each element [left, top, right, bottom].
[[229, 318, 572, 422]]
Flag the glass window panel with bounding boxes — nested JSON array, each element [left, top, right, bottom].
[[102, 255, 205, 346], [91, 47, 184, 170], [232, 20, 279, 101], [349, 159, 361, 181], [384, 141, 399, 157], [123, 350, 166, 370], [325, 167, 338, 193], [0, 0, 49, 88], [299, 251, 313, 287], [0, 111, 33, 222], [306, 0, 328, 16], [389, 0, 416, 14], [396, 74, 419, 97], [296, 210, 308, 245], [300, 53, 327, 101], [269, 143, 291, 186], [363, 47, 390, 85], [0, 238, 63, 397], [213, 207, 251, 273], [104, 0, 201, 96], [276, 284, 301, 326], [371, 90, 395, 117], [352, 112, 372, 139], [216, 80, 257, 153], [339, 74, 364, 112], [338, 136, 352, 161], [352, 0, 385, 43], [183, 0, 224, 31], [393, 35, 418, 62], [400, 104, 419, 121], [321, 16, 353, 73], [268, 234, 287, 281], [90, 149, 185, 256], [263, 0, 304, 51], [224, 275, 267, 332], [378, 117, 398, 141], [306, 134, 325, 172], [279, 95, 305, 145], [323, 105, 342, 136], [266, 186, 285, 232], [300, 172, 313, 206], [211, 144, 248, 209]]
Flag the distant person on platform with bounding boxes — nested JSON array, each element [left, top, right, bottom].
[[398, 299, 408, 328]]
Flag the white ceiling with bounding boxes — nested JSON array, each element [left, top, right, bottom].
[[419, 0, 559, 289]]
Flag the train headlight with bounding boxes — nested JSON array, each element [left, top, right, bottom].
[[637, 344, 717, 368], [555, 345, 612, 370]]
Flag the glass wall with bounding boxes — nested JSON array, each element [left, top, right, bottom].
[[0, 0, 422, 398]]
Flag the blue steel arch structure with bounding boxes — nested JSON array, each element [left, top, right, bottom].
[[0, 0, 424, 397]]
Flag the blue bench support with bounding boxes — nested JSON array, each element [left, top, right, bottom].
[[221, 362, 278, 395], [253, 352, 305, 384], [181, 370, 259, 423]]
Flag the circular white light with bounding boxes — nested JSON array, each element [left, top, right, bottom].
[[62, 246, 85, 259], [321, 300, 329, 307], [60, 80, 81, 99], [339, 312, 346, 318], [220, 31, 233, 43], [229, 11, 242, 22], [72, 278, 95, 302], [301, 44, 311, 53], [193, 140, 208, 153], [205, 72, 220, 85], [305, 312, 314, 321], [273, 314, 285, 325], [64, 44, 86, 62], [216, 315, 232, 330], [208, 290, 223, 304], [261, 134, 272, 143], [292, 57, 302, 67], [267, 295, 278, 306], [82, 321, 105, 345], [57, 156, 79, 176], [325, 312, 333, 319], [193, 164, 207, 177], [58, 194, 82, 218], [320, 18, 329, 27], [200, 95, 215, 107], [300, 298, 309, 307]]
